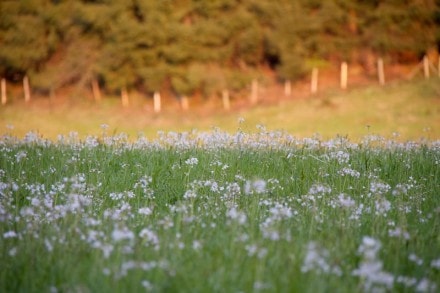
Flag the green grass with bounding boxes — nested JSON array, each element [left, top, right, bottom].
[[1, 131, 439, 292], [0, 78, 439, 141]]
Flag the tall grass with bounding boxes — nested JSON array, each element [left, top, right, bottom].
[[1, 129, 439, 292]]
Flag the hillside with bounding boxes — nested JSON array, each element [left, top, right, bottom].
[[1, 0, 439, 100], [1, 77, 439, 141]]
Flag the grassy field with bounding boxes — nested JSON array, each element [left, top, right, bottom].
[[0, 78, 439, 141], [1, 130, 439, 292]]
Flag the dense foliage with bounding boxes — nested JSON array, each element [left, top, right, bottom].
[[1, 0, 439, 98]]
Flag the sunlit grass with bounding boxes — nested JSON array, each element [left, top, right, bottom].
[[1, 78, 439, 141]]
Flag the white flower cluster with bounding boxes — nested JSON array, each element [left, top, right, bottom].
[[352, 236, 394, 292], [244, 179, 267, 195], [185, 157, 199, 166], [301, 242, 342, 276]]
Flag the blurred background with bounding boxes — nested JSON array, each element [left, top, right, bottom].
[[1, 0, 439, 140]]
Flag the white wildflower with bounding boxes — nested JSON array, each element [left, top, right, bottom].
[[183, 189, 197, 199], [358, 236, 381, 260], [8, 247, 17, 257], [100, 244, 113, 259], [109, 192, 124, 201], [245, 244, 267, 259], [139, 228, 159, 247], [253, 281, 271, 291], [301, 242, 336, 275], [138, 207, 153, 216], [192, 240, 202, 251], [416, 278, 437, 292], [141, 280, 153, 290], [388, 227, 410, 240], [112, 226, 135, 242], [15, 151, 27, 162], [245, 244, 258, 256], [244, 179, 267, 195], [226, 207, 247, 225], [44, 238, 53, 252], [185, 157, 198, 166], [396, 275, 418, 287], [337, 193, 356, 208], [431, 258, 440, 269], [308, 184, 332, 196], [392, 183, 409, 196], [375, 198, 391, 216], [329, 150, 350, 164], [370, 181, 391, 195], [3, 230, 18, 238], [353, 236, 394, 292], [338, 167, 361, 178], [408, 253, 423, 266], [84, 136, 99, 148]]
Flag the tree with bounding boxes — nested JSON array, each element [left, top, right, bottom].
[[0, 1, 58, 81]]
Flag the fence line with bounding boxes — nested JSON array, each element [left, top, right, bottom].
[[2, 54, 439, 110]]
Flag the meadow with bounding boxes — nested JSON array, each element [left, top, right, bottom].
[[1, 128, 439, 292], [1, 78, 439, 141]]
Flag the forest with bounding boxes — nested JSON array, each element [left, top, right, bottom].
[[1, 0, 439, 100]]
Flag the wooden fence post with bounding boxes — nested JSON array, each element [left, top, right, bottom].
[[284, 80, 291, 96], [1, 78, 6, 105], [23, 76, 31, 102], [377, 58, 385, 85], [222, 89, 230, 111], [121, 87, 129, 107], [340, 62, 348, 89], [423, 55, 430, 79], [153, 91, 161, 113], [250, 79, 258, 104], [180, 96, 189, 110], [92, 80, 101, 102], [311, 68, 318, 94]]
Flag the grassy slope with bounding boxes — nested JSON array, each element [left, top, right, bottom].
[[1, 78, 439, 141]]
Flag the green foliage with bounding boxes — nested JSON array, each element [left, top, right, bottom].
[[0, 0, 438, 96]]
